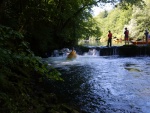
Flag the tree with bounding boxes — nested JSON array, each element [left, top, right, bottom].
[[0, 0, 145, 55], [94, 5, 132, 41]]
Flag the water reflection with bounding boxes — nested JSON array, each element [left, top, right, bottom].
[[47, 56, 150, 113]]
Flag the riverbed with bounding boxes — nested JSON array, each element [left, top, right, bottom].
[[47, 55, 150, 113]]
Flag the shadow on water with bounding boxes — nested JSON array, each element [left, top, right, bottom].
[[56, 65, 112, 112], [46, 54, 150, 113]]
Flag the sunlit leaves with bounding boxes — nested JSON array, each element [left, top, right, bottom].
[[95, 6, 132, 39], [127, 0, 150, 38], [94, 0, 149, 41]]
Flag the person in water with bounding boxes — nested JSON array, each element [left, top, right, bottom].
[[124, 27, 129, 45], [67, 48, 77, 59], [107, 30, 112, 47]]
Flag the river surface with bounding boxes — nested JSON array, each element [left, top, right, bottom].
[[46, 55, 150, 113]]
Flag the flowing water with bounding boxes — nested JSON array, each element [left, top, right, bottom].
[[46, 54, 150, 113]]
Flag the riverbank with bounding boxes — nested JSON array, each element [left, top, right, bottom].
[[0, 56, 83, 113], [0, 26, 84, 113]]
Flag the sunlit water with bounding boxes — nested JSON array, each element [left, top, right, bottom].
[[46, 55, 150, 113]]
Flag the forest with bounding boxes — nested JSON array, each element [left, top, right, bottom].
[[94, 0, 150, 43], [0, 0, 148, 112]]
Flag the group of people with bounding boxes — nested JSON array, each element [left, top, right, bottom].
[[107, 28, 129, 47], [107, 28, 149, 47]]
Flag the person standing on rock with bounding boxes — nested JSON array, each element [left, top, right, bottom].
[[124, 28, 129, 45], [144, 30, 149, 44], [107, 30, 112, 47]]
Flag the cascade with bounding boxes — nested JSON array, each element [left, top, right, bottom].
[[51, 46, 150, 57], [52, 48, 70, 57], [81, 46, 150, 57], [99, 46, 119, 56], [83, 48, 99, 56]]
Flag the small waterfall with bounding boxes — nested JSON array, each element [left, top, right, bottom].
[[52, 48, 70, 57], [137, 46, 148, 56], [99, 46, 119, 56], [52, 50, 59, 57], [51, 46, 150, 57], [83, 48, 99, 56], [113, 47, 119, 55]]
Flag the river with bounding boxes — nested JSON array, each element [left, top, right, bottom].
[[46, 54, 150, 113]]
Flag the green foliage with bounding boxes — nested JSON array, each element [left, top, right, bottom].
[[0, 0, 145, 55], [0, 25, 63, 113], [118, 0, 145, 9], [98, 10, 108, 18], [95, 6, 132, 40], [0, 0, 107, 55], [0, 25, 29, 53], [0, 25, 63, 82], [129, 0, 150, 38], [94, 0, 149, 41]]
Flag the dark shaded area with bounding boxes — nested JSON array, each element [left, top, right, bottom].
[[0, 0, 101, 57], [118, 45, 150, 57], [78, 45, 150, 57], [0, 25, 82, 113]]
